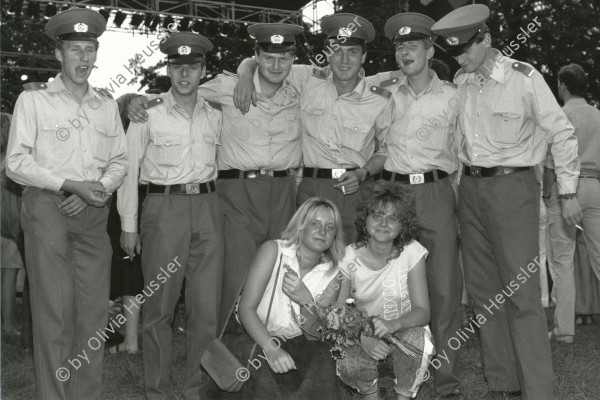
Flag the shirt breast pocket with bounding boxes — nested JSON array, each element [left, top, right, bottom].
[[151, 135, 184, 167], [271, 113, 301, 143], [420, 119, 449, 152], [93, 124, 118, 162], [194, 133, 219, 169], [492, 109, 522, 147], [39, 119, 72, 155], [342, 120, 371, 152]]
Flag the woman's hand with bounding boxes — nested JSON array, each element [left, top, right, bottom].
[[263, 346, 297, 373], [360, 335, 391, 361], [373, 317, 399, 338], [282, 268, 312, 305]]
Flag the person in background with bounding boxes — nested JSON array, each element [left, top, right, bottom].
[[544, 63, 600, 338], [432, 4, 580, 399], [336, 181, 434, 400], [6, 9, 127, 399]]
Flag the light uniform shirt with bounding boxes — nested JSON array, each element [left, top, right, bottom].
[[117, 89, 222, 232], [257, 239, 339, 339], [338, 241, 428, 319], [562, 98, 600, 173], [199, 70, 302, 171], [286, 65, 393, 169], [454, 49, 579, 194], [369, 70, 460, 174], [6, 74, 127, 193]]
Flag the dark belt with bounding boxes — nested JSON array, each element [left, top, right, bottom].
[[218, 169, 289, 179], [464, 165, 531, 178], [147, 181, 215, 195], [304, 167, 357, 179], [378, 169, 448, 184]]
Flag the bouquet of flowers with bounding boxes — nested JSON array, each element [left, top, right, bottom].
[[317, 299, 422, 360]]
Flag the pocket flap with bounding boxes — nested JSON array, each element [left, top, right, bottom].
[[152, 135, 182, 146], [342, 120, 370, 133], [95, 124, 118, 137]]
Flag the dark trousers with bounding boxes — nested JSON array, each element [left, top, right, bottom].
[[140, 191, 224, 400], [459, 169, 553, 399], [217, 176, 296, 327], [410, 178, 462, 396], [21, 188, 111, 400], [297, 177, 373, 244]]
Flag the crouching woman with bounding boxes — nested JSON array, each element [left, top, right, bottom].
[[336, 181, 435, 400]]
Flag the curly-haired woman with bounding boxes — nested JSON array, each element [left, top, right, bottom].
[[335, 180, 435, 400]]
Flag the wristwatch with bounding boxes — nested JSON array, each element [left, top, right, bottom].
[[559, 193, 577, 200]]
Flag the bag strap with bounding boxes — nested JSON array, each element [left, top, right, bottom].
[[218, 250, 284, 339]]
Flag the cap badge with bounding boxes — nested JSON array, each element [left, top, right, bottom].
[[399, 26, 411, 35], [270, 34, 284, 44], [74, 23, 88, 33], [446, 36, 459, 46], [338, 27, 352, 37], [178, 45, 191, 55]]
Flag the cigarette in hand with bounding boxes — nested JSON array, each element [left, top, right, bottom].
[[342, 186, 346, 195], [575, 224, 584, 232]]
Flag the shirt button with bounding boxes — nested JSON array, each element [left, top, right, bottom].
[[332, 115, 337, 120], [410, 116, 414, 120], [477, 112, 481, 116], [479, 90, 483, 94], [410, 155, 414, 159], [82, 147, 86, 152], [474, 154, 478, 157], [475, 134, 479, 138]]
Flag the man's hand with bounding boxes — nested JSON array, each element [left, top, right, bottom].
[[62, 180, 109, 208], [332, 169, 367, 195], [561, 197, 583, 227], [127, 95, 149, 123], [282, 267, 312, 305], [120, 232, 141, 260], [58, 194, 88, 217], [360, 335, 390, 361], [233, 77, 257, 114]]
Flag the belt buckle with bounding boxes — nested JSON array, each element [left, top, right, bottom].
[[185, 183, 200, 194], [409, 173, 425, 185], [259, 168, 274, 177], [471, 167, 482, 177], [332, 168, 346, 179]]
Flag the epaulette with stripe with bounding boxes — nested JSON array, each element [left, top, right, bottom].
[[146, 97, 164, 109], [222, 70, 237, 78], [511, 62, 534, 77], [443, 80, 457, 88], [94, 87, 114, 99], [370, 85, 391, 99], [23, 82, 48, 91], [312, 68, 327, 79], [379, 77, 401, 87]]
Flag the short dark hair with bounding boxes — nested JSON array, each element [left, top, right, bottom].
[[558, 63, 588, 97], [253, 44, 296, 57], [354, 181, 420, 259], [56, 38, 99, 51]]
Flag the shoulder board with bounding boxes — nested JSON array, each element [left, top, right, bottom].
[[23, 82, 48, 91], [511, 62, 534, 77], [205, 100, 222, 111], [222, 70, 237, 78], [146, 97, 164, 110], [380, 77, 400, 87], [312, 68, 327, 79], [443, 80, 457, 88], [94, 87, 114, 99], [370, 86, 391, 99]]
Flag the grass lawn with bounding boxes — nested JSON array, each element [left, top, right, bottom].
[[2, 307, 599, 399]]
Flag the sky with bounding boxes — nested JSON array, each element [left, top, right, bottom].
[[86, 0, 334, 99]]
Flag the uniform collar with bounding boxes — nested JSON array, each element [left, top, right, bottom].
[[398, 70, 443, 96], [164, 88, 207, 113], [564, 97, 588, 107], [253, 68, 296, 98], [324, 66, 367, 99], [46, 73, 104, 101], [454, 49, 506, 85]]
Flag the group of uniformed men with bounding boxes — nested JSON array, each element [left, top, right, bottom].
[[5, 3, 584, 400]]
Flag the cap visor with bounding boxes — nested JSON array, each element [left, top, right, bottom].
[[169, 56, 204, 64]]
